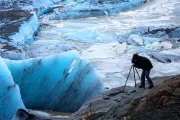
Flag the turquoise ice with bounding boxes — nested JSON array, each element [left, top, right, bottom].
[[5, 51, 104, 112], [0, 58, 25, 120]]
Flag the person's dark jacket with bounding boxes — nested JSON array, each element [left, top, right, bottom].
[[132, 54, 153, 70]]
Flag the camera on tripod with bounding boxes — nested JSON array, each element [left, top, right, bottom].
[[123, 65, 141, 92]]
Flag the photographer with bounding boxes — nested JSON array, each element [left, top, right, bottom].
[[132, 54, 154, 89]]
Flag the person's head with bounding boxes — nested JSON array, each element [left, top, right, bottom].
[[133, 53, 139, 58], [132, 54, 140, 62]]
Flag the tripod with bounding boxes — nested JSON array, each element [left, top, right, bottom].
[[123, 65, 141, 92]]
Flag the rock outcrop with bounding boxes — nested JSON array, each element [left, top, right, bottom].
[[69, 86, 148, 120], [70, 75, 180, 120], [128, 75, 180, 120]]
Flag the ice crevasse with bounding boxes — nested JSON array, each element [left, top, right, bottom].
[[4, 51, 104, 112]]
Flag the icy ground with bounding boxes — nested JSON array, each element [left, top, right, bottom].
[[24, 0, 180, 89]]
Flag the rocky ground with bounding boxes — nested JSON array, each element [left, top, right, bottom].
[[128, 75, 180, 120], [130, 103, 180, 120], [69, 75, 180, 120]]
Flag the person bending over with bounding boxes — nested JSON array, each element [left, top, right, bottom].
[[132, 54, 154, 89]]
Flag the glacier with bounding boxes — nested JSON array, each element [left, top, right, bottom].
[[0, 57, 26, 120], [4, 51, 104, 112]]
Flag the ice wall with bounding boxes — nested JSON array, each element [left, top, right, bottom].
[[5, 51, 104, 112], [9, 14, 40, 48], [0, 57, 26, 120]]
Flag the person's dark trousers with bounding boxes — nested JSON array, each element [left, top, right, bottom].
[[140, 69, 154, 87]]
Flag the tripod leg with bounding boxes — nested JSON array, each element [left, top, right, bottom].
[[123, 65, 133, 92], [135, 67, 141, 80], [133, 66, 136, 87]]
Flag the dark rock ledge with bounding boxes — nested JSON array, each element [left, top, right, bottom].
[[69, 75, 180, 120]]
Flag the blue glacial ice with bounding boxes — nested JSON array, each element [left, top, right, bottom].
[[5, 51, 104, 112], [9, 14, 40, 48], [49, 0, 146, 20], [0, 0, 59, 9], [0, 57, 26, 120]]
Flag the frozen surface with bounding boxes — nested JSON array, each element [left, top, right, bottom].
[[26, 0, 180, 89], [5, 51, 104, 112], [81, 42, 180, 89], [0, 57, 25, 120], [37, 0, 180, 44]]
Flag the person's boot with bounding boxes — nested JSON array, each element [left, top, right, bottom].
[[148, 85, 154, 89], [139, 85, 145, 88]]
